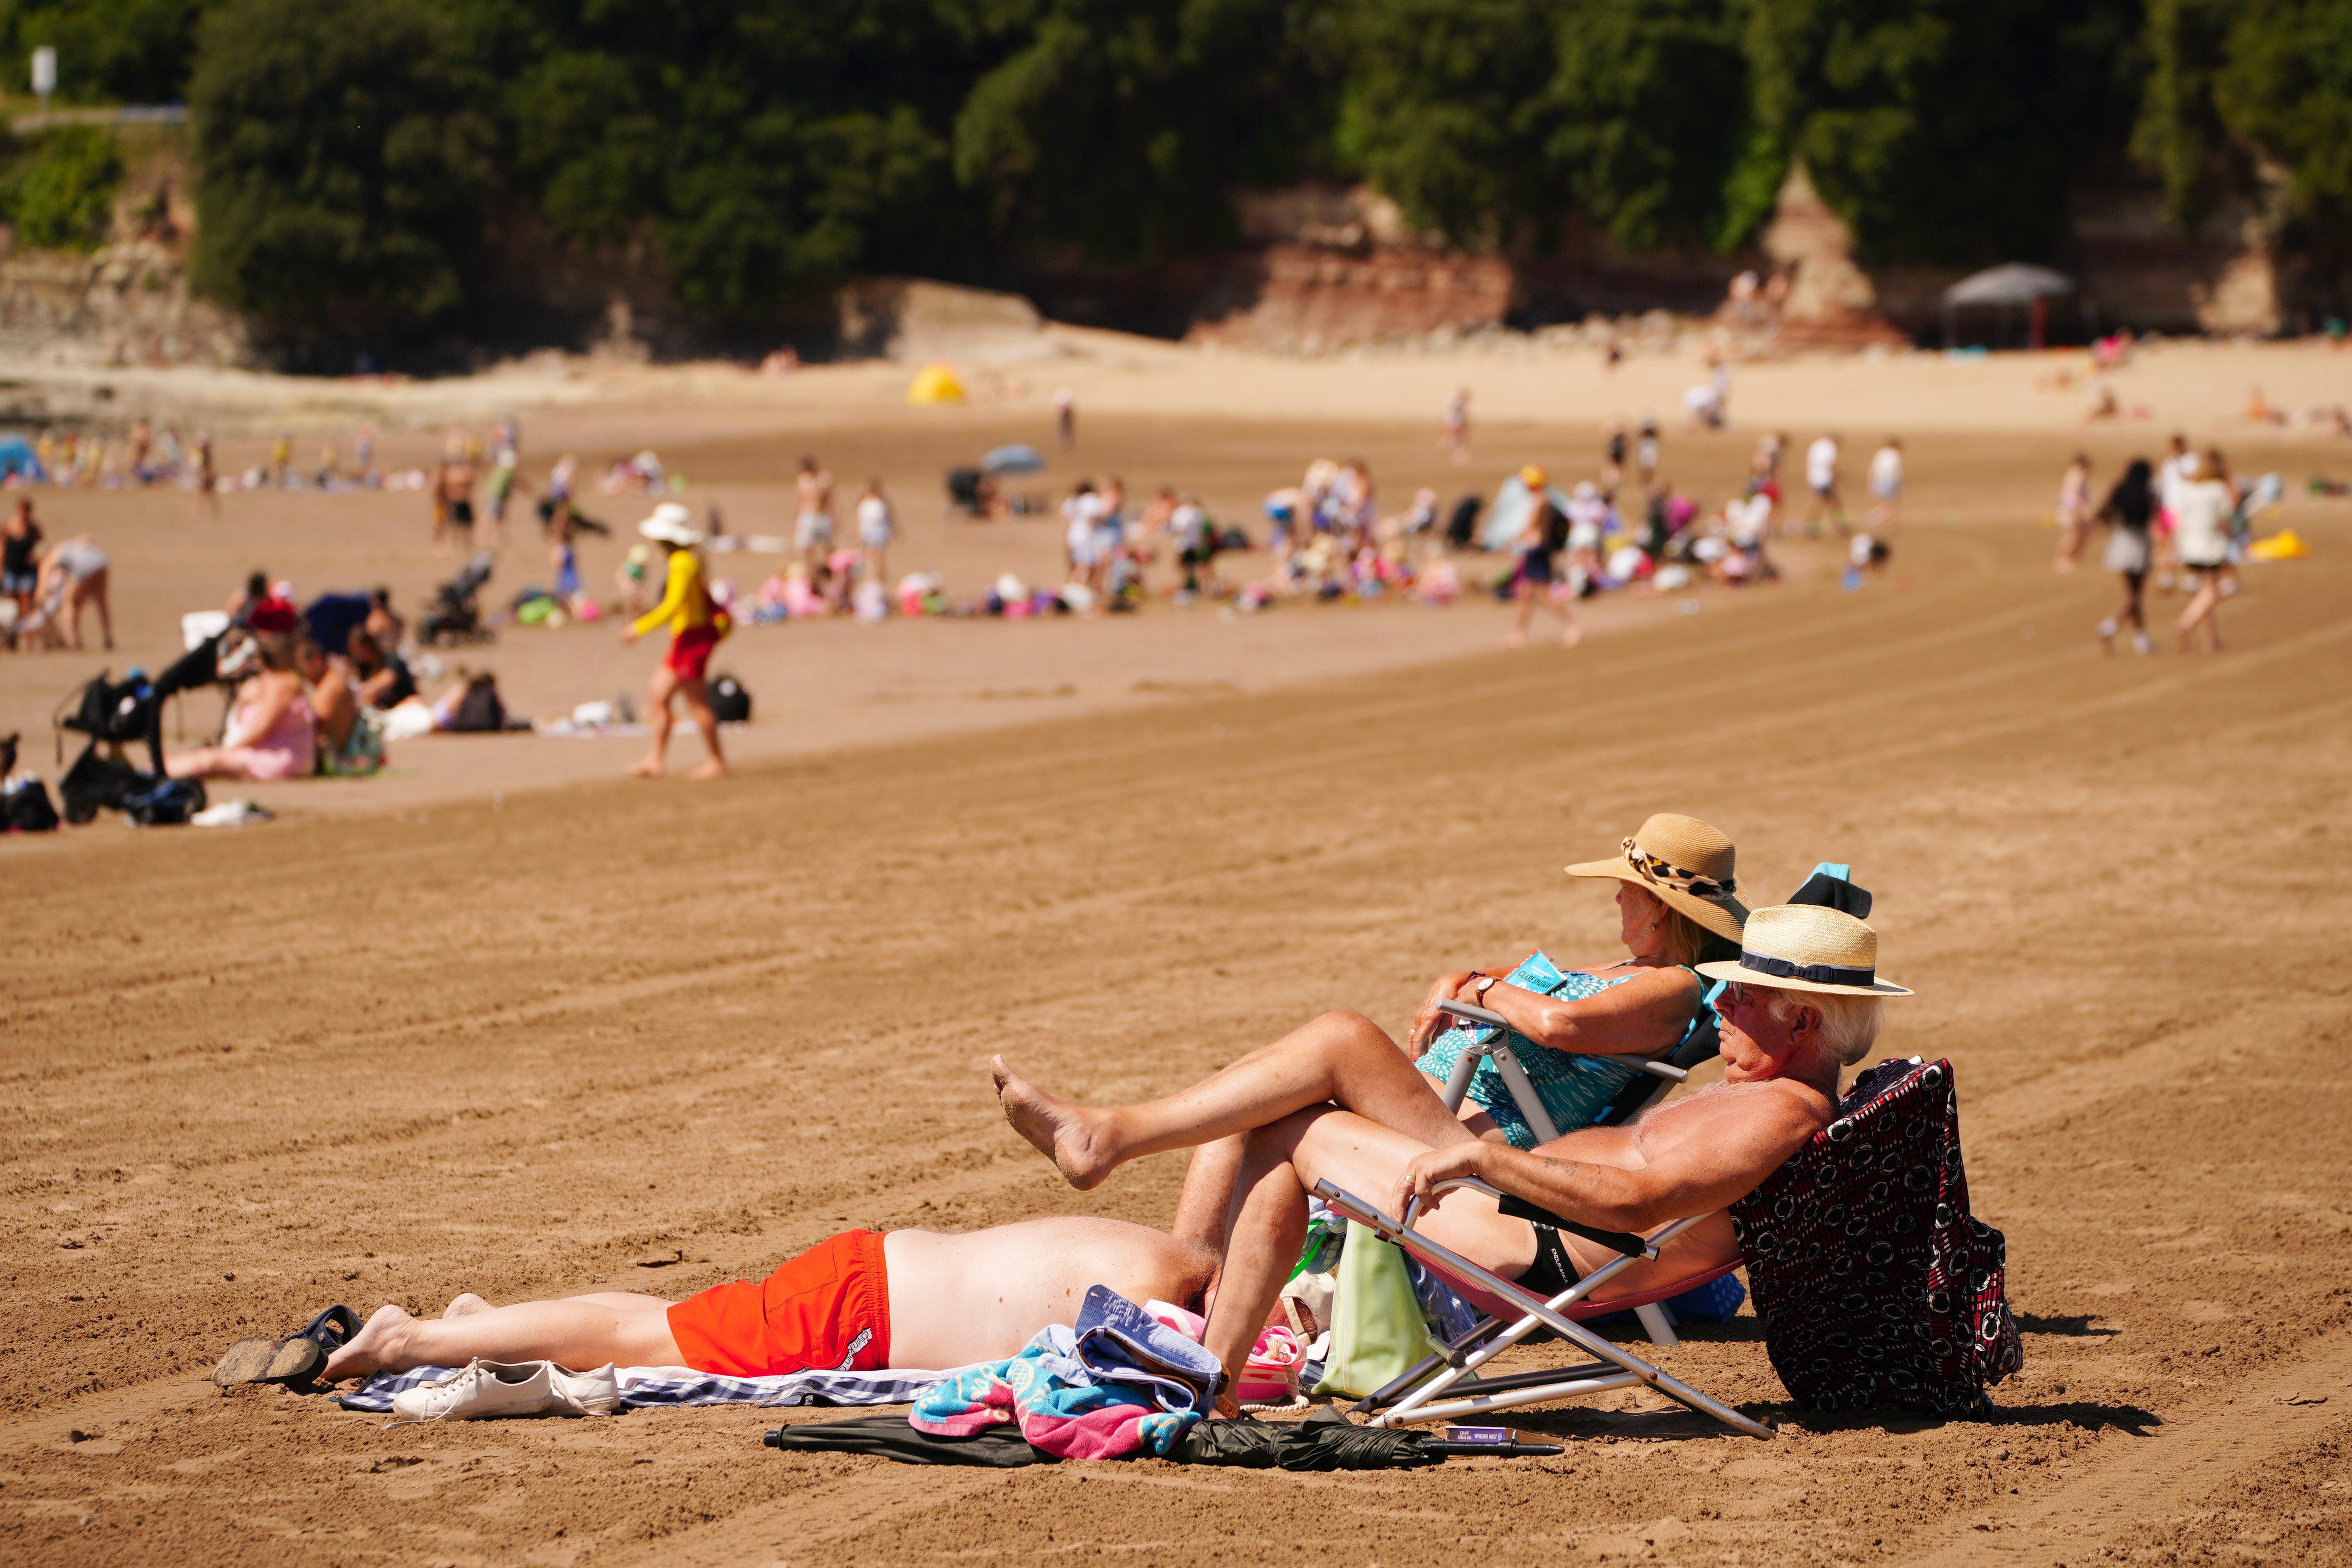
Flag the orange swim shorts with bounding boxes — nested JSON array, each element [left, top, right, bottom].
[[665, 1229, 891, 1378]]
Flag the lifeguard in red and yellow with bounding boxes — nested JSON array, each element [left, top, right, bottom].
[[619, 503, 731, 780]]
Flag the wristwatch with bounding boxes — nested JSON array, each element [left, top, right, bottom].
[[1471, 974, 1499, 1005]]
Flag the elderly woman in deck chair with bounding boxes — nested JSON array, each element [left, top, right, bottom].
[[1000, 814, 1751, 1253], [996, 897, 1909, 1412]]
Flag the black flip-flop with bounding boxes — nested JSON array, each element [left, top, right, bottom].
[[211, 1304, 363, 1389]]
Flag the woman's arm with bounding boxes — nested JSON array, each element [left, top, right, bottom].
[[1483, 964, 1700, 1058], [1406, 962, 1526, 1052]]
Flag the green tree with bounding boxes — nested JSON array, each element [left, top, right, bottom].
[[187, 0, 491, 339], [1744, 0, 2143, 264], [481, 0, 973, 317], [0, 0, 214, 105], [2211, 0, 2352, 226], [2, 124, 122, 249], [954, 0, 1318, 265]]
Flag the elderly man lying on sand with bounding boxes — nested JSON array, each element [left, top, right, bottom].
[[325, 904, 1900, 1409]]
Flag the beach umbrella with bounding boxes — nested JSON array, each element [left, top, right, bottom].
[[1942, 264, 2078, 350], [982, 443, 1044, 475], [907, 363, 966, 405]]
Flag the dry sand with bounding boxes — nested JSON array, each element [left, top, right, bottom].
[[2, 338, 2350, 1566]]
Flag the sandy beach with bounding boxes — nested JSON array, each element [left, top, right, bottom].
[[2, 334, 2348, 1566]]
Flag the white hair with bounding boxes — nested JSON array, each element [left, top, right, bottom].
[[1766, 988, 1884, 1067]]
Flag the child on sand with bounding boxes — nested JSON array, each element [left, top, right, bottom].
[[619, 504, 729, 780]]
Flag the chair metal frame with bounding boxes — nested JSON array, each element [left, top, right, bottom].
[[1429, 996, 1695, 1345], [1314, 1176, 1772, 1439]]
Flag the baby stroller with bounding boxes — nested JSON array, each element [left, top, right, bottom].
[[50, 635, 229, 824], [419, 553, 497, 646]]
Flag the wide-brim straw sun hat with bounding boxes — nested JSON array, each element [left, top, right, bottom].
[[1696, 902, 1912, 997], [637, 502, 701, 547], [1565, 813, 1748, 944]]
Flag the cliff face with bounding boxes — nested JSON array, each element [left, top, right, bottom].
[[0, 128, 247, 367]]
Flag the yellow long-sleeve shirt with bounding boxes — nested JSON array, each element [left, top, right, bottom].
[[630, 547, 711, 639]]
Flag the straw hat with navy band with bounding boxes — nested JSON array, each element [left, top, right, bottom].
[[1696, 903, 1912, 998], [1564, 813, 1748, 944]]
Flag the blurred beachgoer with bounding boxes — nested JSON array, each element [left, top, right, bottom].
[[167, 635, 313, 780], [1804, 434, 1843, 534], [364, 587, 404, 651], [487, 448, 527, 546], [2054, 454, 2092, 570], [2, 499, 43, 626], [127, 418, 152, 482], [354, 430, 376, 483], [855, 479, 895, 590], [1635, 416, 1660, 488], [21, 535, 112, 650], [269, 434, 291, 488], [794, 456, 835, 567], [1505, 467, 1580, 650], [2154, 434, 2192, 593], [1063, 479, 1104, 587], [1601, 419, 1626, 492], [616, 543, 655, 616], [294, 636, 382, 775], [347, 628, 416, 710], [1443, 388, 1470, 465], [193, 431, 218, 517], [2094, 458, 2156, 655], [1262, 484, 1303, 563], [1054, 387, 1076, 449], [1866, 438, 1903, 531], [2172, 449, 2234, 654], [1682, 361, 1729, 429], [434, 439, 478, 550], [548, 502, 592, 612], [621, 504, 729, 780], [1564, 481, 1608, 582]]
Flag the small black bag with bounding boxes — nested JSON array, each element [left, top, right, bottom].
[[2, 775, 59, 832], [448, 677, 504, 733], [124, 777, 205, 826], [708, 673, 750, 724], [60, 742, 144, 824]]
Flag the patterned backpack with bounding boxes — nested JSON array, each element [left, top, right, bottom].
[[1728, 1056, 2023, 1415]]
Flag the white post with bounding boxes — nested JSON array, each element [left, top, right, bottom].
[[30, 47, 55, 127]]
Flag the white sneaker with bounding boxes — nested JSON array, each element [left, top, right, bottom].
[[390, 1359, 621, 1424]]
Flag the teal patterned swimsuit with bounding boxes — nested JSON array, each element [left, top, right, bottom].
[[1414, 953, 1707, 1150]]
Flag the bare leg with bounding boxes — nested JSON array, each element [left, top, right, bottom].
[[2177, 570, 2221, 652], [1171, 1135, 1248, 1250], [1200, 1107, 1735, 1386], [679, 677, 728, 779], [992, 1009, 1477, 1191], [1505, 581, 1532, 648], [630, 663, 678, 777], [80, 570, 111, 651], [323, 1298, 685, 1381], [1200, 1107, 1537, 1383]]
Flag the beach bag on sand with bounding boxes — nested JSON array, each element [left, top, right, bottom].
[[1731, 1057, 2022, 1416], [449, 677, 504, 734], [708, 673, 750, 724], [1313, 1222, 1442, 1399], [3, 774, 58, 831]]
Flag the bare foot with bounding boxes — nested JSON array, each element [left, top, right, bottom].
[[1503, 630, 1526, 650], [322, 1303, 413, 1382], [442, 1293, 492, 1319], [990, 1055, 1116, 1190], [686, 759, 730, 780], [627, 756, 664, 779], [1561, 624, 1584, 648]]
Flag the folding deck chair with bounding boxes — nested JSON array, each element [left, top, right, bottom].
[[1426, 993, 1723, 1347], [1321, 1053, 2020, 1434]]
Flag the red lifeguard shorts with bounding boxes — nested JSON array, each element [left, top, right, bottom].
[[665, 1229, 891, 1378], [664, 624, 719, 682]]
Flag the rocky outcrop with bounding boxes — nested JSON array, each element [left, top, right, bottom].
[[0, 239, 247, 365]]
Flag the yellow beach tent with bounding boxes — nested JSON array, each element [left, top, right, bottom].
[[907, 362, 966, 405]]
